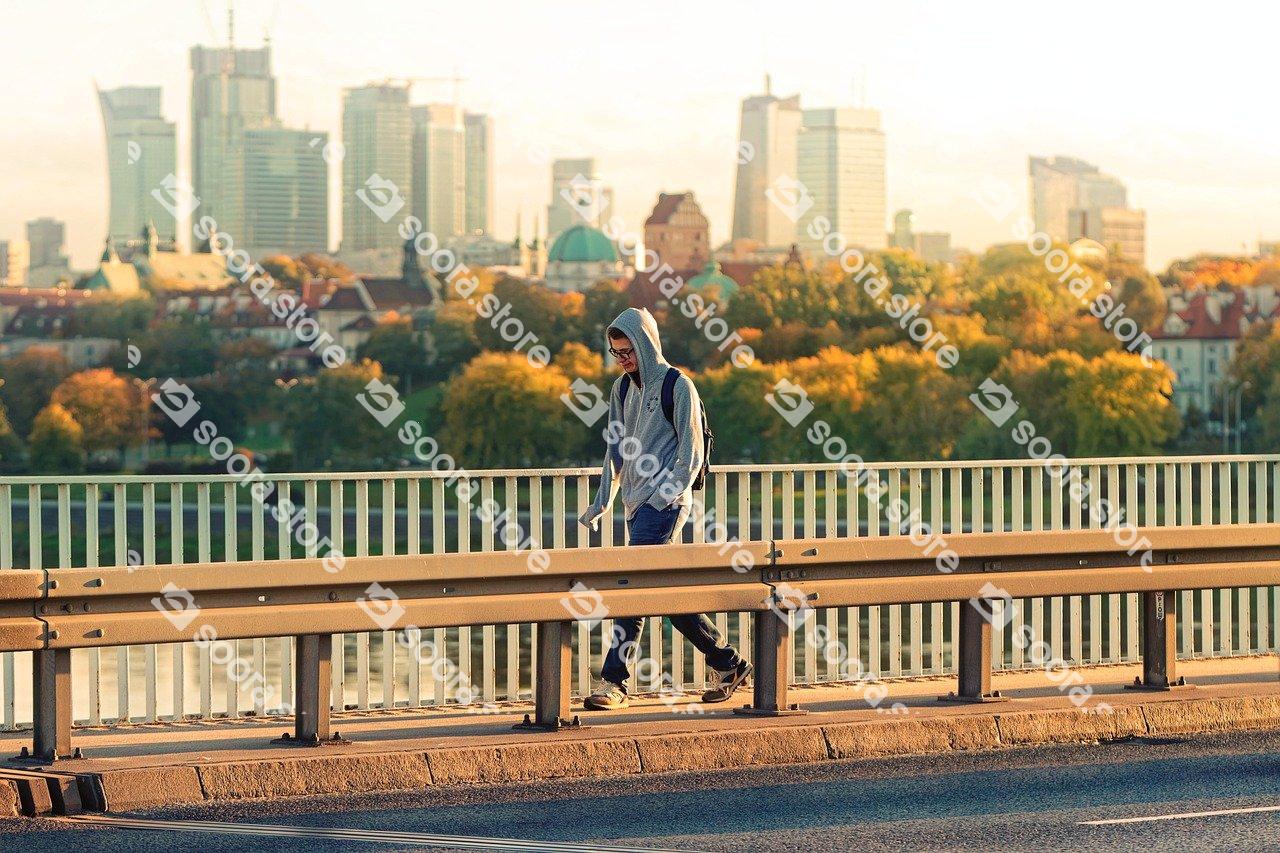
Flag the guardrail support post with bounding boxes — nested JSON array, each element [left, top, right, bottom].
[[33, 649, 71, 761], [1127, 591, 1189, 691], [735, 609, 805, 716], [293, 634, 332, 743], [942, 600, 1006, 703], [528, 620, 572, 730]]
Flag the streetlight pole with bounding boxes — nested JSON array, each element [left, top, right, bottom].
[[1221, 382, 1230, 455], [1234, 381, 1251, 454]]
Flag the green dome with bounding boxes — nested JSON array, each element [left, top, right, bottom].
[[687, 261, 738, 298], [547, 224, 617, 263]]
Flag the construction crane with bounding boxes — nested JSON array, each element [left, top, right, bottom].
[[370, 74, 468, 109]]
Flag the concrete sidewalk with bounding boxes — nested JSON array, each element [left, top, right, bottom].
[[3, 656, 1278, 815]]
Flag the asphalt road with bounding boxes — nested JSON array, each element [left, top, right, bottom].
[[5, 729, 1280, 851]]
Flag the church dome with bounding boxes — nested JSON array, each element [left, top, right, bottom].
[[687, 261, 739, 299], [547, 225, 617, 264]]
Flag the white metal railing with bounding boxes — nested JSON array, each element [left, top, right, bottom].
[[1, 454, 1278, 728]]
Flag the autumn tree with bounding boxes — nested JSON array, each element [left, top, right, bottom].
[[0, 402, 24, 472], [70, 295, 154, 340], [28, 403, 84, 473], [50, 368, 146, 455], [440, 352, 589, 467]]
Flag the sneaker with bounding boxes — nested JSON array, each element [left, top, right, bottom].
[[701, 661, 752, 703], [583, 680, 629, 711]]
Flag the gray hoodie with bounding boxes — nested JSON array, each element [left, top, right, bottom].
[[584, 307, 705, 523]]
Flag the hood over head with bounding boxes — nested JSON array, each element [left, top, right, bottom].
[[607, 307, 668, 386]]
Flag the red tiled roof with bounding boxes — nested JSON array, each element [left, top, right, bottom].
[[644, 192, 690, 227], [1153, 291, 1260, 340]]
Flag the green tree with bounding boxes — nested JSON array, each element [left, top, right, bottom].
[[28, 403, 84, 473], [0, 346, 70, 437], [70, 295, 154, 340], [134, 316, 220, 378], [358, 315, 428, 393], [472, 276, 583, 357], [0, 402, 25, 472], [1067, 351, 1179, 455], [581, 280, 632, 353], [286, 360, 395, 469], [429, 300, 482, 379]]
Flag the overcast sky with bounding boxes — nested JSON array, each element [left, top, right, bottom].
[[2, 0, 1277, 270]]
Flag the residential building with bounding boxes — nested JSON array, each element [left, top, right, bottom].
[[190, 41, 278, 240], [242, 127, 329, 256], [96, 85, 178, 243], [796, 107, 886, 252], [1151, 287, 1274, 415], [644, 192, 710, 271], [463, 112, 494, 235], [412, 104, 466, 239], [547, 158, 613, 239], [0, 240, 29, 286], [341, 85, 412, 252], [731, 80, 802, 247]]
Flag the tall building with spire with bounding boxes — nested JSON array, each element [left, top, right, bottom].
[[730, 77, 802, 247], [97, 85, 177, 244], [189, 14, 278, 241]]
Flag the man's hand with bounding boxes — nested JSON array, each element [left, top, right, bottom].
[[578, 505, 605, 531]]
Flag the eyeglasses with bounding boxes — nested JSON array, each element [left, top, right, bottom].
[[608, 346, 635, 359]]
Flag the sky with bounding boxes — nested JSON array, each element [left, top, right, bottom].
[[2, 0, 1278, 271]]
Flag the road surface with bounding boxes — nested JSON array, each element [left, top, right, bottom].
[[4, 728, 1280, 851]]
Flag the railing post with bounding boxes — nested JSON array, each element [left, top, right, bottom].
[[942, 600, 1006, 703], [1128, 591, 1189, 691], [33, 649, 72, 761], [735, 609, 806, 716], [529, 620, 572, 729], [293, 634, 332, 743]]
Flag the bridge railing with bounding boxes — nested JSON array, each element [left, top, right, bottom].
[[0, 454, 1277, 730], [6, 520, 1279, 759]]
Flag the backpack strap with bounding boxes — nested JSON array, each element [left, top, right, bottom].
[[618, 373, 631, 409], [661, 367, 680, 426]]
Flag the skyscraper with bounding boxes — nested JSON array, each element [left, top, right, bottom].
[[97, 85, 177, 243], [190, 40, 277, 240], [1032, 155, 1144, 265], [463, 112, 494, 236], [0, 240, 29, 286], [796, 107, 886, 252], [730, 81, 802, 247], [547, 158, 613, 239], [341, 84, 412, 252], [243, 128, 329, 256], [411, 104, 466, 239], [26, 218, 66, 268]]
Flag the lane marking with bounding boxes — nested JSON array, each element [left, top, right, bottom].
[[1080, 804, 1280, 826], [61, 815, 693, 852]]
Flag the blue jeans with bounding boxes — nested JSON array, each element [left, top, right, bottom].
[[599, 503, 743, 689]]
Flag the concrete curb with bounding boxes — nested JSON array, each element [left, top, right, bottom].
[[69, 692, 1280, 812]]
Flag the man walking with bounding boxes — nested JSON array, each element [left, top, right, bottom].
[[578, 307, 751, 710]]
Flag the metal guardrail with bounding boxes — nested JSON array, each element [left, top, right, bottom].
[[1, 454, 1278, 729], [5, 523, 1279, 761]]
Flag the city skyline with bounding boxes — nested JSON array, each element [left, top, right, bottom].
[[2, 1, 1277, 270]]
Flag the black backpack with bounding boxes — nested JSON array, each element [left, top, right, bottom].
[[618, 367, 712, 491]]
